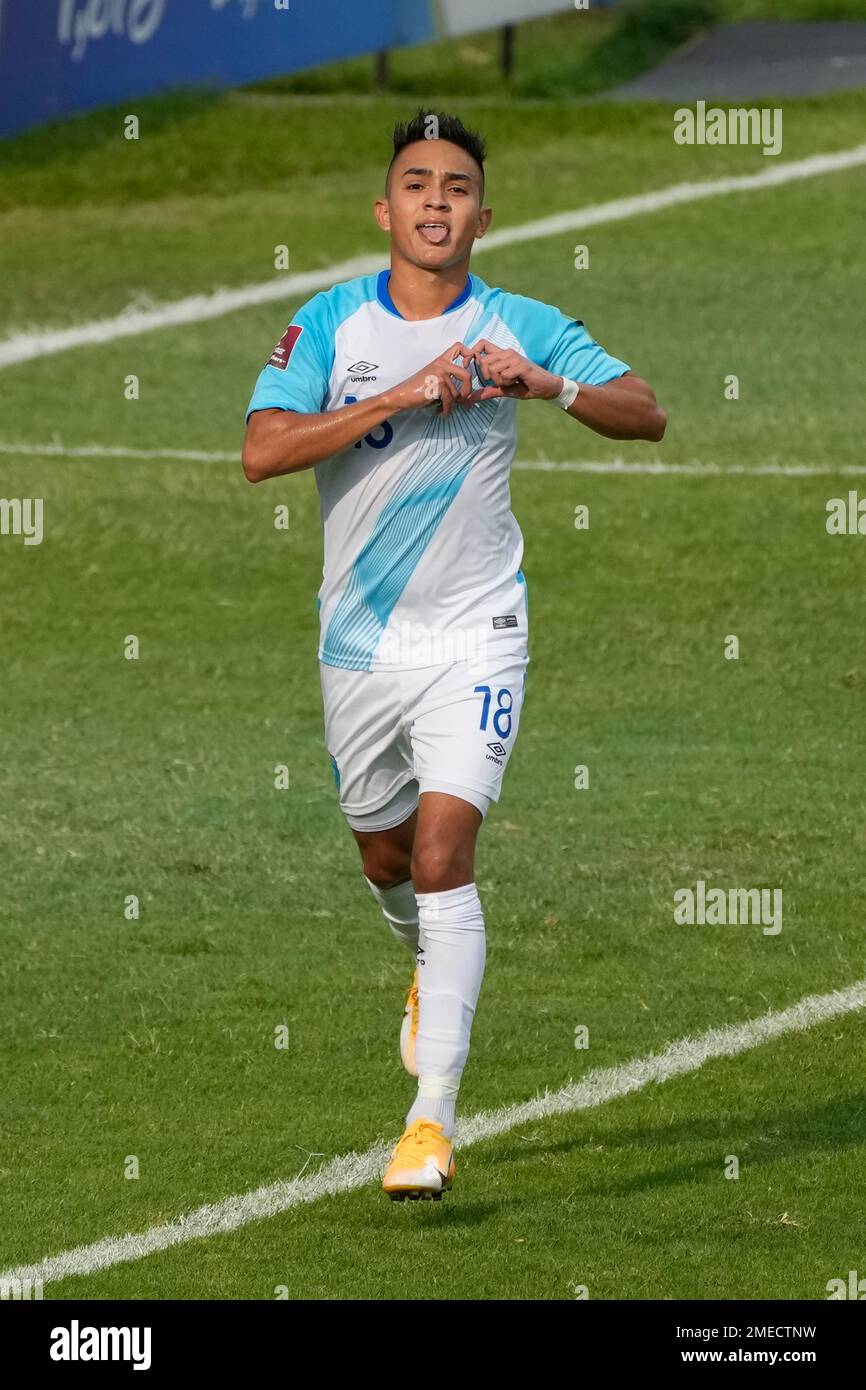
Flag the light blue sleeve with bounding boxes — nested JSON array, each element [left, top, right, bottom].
[[497, 292, 630, 386], [245, 291, 334, 421], [544, 312, 630, 386]]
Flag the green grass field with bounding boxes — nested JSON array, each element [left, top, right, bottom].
[[1, 78, 865, 1300]]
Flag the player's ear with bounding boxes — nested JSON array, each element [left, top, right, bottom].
[[374, 199, 391, 232], [475, 206, 493, 239]]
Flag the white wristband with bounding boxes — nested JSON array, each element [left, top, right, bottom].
[[551, 376, 580, 410]]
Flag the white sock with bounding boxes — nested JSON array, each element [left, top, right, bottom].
[[364, 876, 419, 957], [406, 882, 486, 1140]]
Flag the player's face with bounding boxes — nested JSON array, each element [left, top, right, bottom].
[[377, 139, 491, 269]]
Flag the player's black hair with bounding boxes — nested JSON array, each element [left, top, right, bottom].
[[386, 109, 486, 198]]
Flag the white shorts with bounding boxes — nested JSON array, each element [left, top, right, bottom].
[[320, 652, 529, 830]]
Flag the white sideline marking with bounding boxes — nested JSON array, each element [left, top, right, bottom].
[[0, 440, 239, 463], [515, 459, 866, 477], [2, 440, 866, 476], [2, 977, 864, 1289], [1, 143, 864, 370]]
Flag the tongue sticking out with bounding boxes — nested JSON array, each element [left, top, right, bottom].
[[419, 225, 448, 244]]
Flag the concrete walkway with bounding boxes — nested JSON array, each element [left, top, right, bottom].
[[611, 21, 866, 100]]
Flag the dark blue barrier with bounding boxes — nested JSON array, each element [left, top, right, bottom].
[[0, 0, 437, 137], [0, 0, 620, 139]]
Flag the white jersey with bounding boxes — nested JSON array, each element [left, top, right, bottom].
[[246, 269, 629, 671]]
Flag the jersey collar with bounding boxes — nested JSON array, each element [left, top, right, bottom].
[[376, 269, 473, 320]]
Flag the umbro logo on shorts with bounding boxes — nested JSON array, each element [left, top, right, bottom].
[[492, 615, 518, 629], [487, 741, 507, 758]]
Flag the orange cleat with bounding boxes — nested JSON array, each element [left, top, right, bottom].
[[383, 1118, 456, 1202]]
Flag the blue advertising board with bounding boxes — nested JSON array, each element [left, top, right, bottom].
[[0, 0, 618, 139], [0, 0, 435, 136]]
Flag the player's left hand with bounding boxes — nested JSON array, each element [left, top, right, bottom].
[[463, 339, 563, 403]]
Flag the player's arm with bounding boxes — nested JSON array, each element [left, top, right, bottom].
[[242, 341, 475, 482], [465, 338, 666, 443], [243, 398, 394, 481], [561, 371, 667, 442]]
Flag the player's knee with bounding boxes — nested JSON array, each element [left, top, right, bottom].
[[410, 839, 473, 894], [359, 843, 412, 890]]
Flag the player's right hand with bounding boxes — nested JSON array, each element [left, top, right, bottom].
[[382, 342, 475, 419]]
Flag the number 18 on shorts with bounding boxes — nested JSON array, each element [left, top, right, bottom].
[[320, 653, 529, 824]]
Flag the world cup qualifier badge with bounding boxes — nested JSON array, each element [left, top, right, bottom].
[[267, 324, 303, 370]]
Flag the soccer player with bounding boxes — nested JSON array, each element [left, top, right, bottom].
[[243, 110, 665, 1201]]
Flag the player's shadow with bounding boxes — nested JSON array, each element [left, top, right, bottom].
[[380, 1200, 500, 1230], [483, 1091, 866, 1200]]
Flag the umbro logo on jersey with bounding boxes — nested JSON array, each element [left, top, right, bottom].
[[492, 615, 518, 630], [348, 360, 379, 381], [487, 742, 507, 758]]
